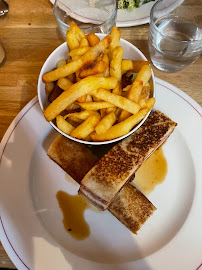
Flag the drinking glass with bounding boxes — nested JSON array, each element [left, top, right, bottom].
[[149, 0, 202, 72], [54, 0, 118, 39]]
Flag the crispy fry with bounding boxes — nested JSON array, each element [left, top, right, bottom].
[[70, 113, 101, 139], [112, 82, 122, 95], [122, 85, 132, 92], [45, 82, 55, 96], [66, 30, 80, 51], [79, 61, 107, 78], [91, 88, 140, 115], [77, 94, 87, 103], [80, 37, 89, 47], [135, 65, 152, 86], [44, 76, 117, 121], [65, 110, 97, 120], [119, 80, 143, 122], [86, 33, 100, 47], [57, 77, 73, 91], [95, 112, 116, 135], [91, 108, 149, 141], [102, 51, 110, 77], [56, 59, 67, 68], [109, 26, 121, 52], [56, 115, 75, 135], [42, 35, 111, 83], [139, 97, 155, 109], [110, 46, 123, 82], [121, 60, 150, 74], [65, 103, 80, 112], [69, 21, 86, 41], [68, 47, 89, 57], [78, 101, 115, 110]]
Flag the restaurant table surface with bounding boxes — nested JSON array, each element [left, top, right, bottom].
[[0, 0, 201, 268]]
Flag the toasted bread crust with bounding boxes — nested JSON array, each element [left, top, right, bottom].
[[80, 110, 177, 210]]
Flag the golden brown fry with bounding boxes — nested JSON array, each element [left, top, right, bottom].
[[139, 97, 155, 109], [110, 46, 123, 82], [119, 80, 143, 122], [86, 33, 100, 47], [65, 110, 96, 120], [79, 61, 107, 78], [102, 51, 110, 77], [44, 76, 117, 121], [139, 82, 151, 101], [69, 21, 86, 41], [66, 30, 80, 51], [122, 85, 132, 92], [67, 115, 83, 123], [95, 112, 116, 135], [91, 108, 149, 141], [45, 82, 55, 96], [56, 115, 75, 135], [78, 101, 115, 110], [91, 88, 140, 115], [56, 59, 67, 68], [68, 47, 89, 57], [57, 77, 73, 91], [112, 82, 122, 95], [70, 114, 101, 139], [109, 26, 121, 52], [121, 60, 150, 74], [135, 65, 152, 86], [77, 94, 87, 103], [65, 103, 80, 112], [80, 37, 89, 47], [42, 35, 111, 83]]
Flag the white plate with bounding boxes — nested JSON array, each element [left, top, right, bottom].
[[49, 0, 155, 27], [0, 78, 202, 270]]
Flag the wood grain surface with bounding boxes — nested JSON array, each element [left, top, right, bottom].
[[0, 0, 201, 268]]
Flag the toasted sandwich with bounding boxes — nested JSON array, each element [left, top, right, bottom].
[[79, 110, 177, 210], [48, 135, 156, 234]]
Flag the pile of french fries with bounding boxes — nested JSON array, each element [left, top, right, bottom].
[[42, 22, 155, 142]]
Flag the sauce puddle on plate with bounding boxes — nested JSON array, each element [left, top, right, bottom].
[[56, 191, 90, 240], [132, 146, 168, 195]]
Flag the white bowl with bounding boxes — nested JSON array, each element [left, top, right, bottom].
[[38, 34, 155, 145]]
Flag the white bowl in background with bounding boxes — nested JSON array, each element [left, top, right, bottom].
[[37, 34, 155, 145]]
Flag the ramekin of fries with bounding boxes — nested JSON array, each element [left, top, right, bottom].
[[38, 22, 156, 145]]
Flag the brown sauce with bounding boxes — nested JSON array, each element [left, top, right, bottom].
[[56, 191, 90, 240], [132, 146, 167, 195]]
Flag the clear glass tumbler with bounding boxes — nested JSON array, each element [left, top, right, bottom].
[[54, 0, 118, 39], [149, 0, 202, 72]]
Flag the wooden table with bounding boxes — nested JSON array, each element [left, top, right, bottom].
[[0, 0, 201, 268]]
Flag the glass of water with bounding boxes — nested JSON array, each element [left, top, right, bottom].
[[149, 0, 202, 72], [54, 0, 118, 39]]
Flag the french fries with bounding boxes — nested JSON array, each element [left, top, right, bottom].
[[95, 112, 116, 135], [91, 108, 150, 141], [110, 46, 123, 82], [78, 101, 115, 110], [70, 113, 101, 139], [91, 88, 140, 115], [57, 77, 73, 90], [42, 35, 112, 83], [42, 23, 155, 142], [79, 61, 107, 78], [44, 76, 117, 121], [86, 33, 100, 47], [121, 60, 150, 74], [56, 115, 75, 135]]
